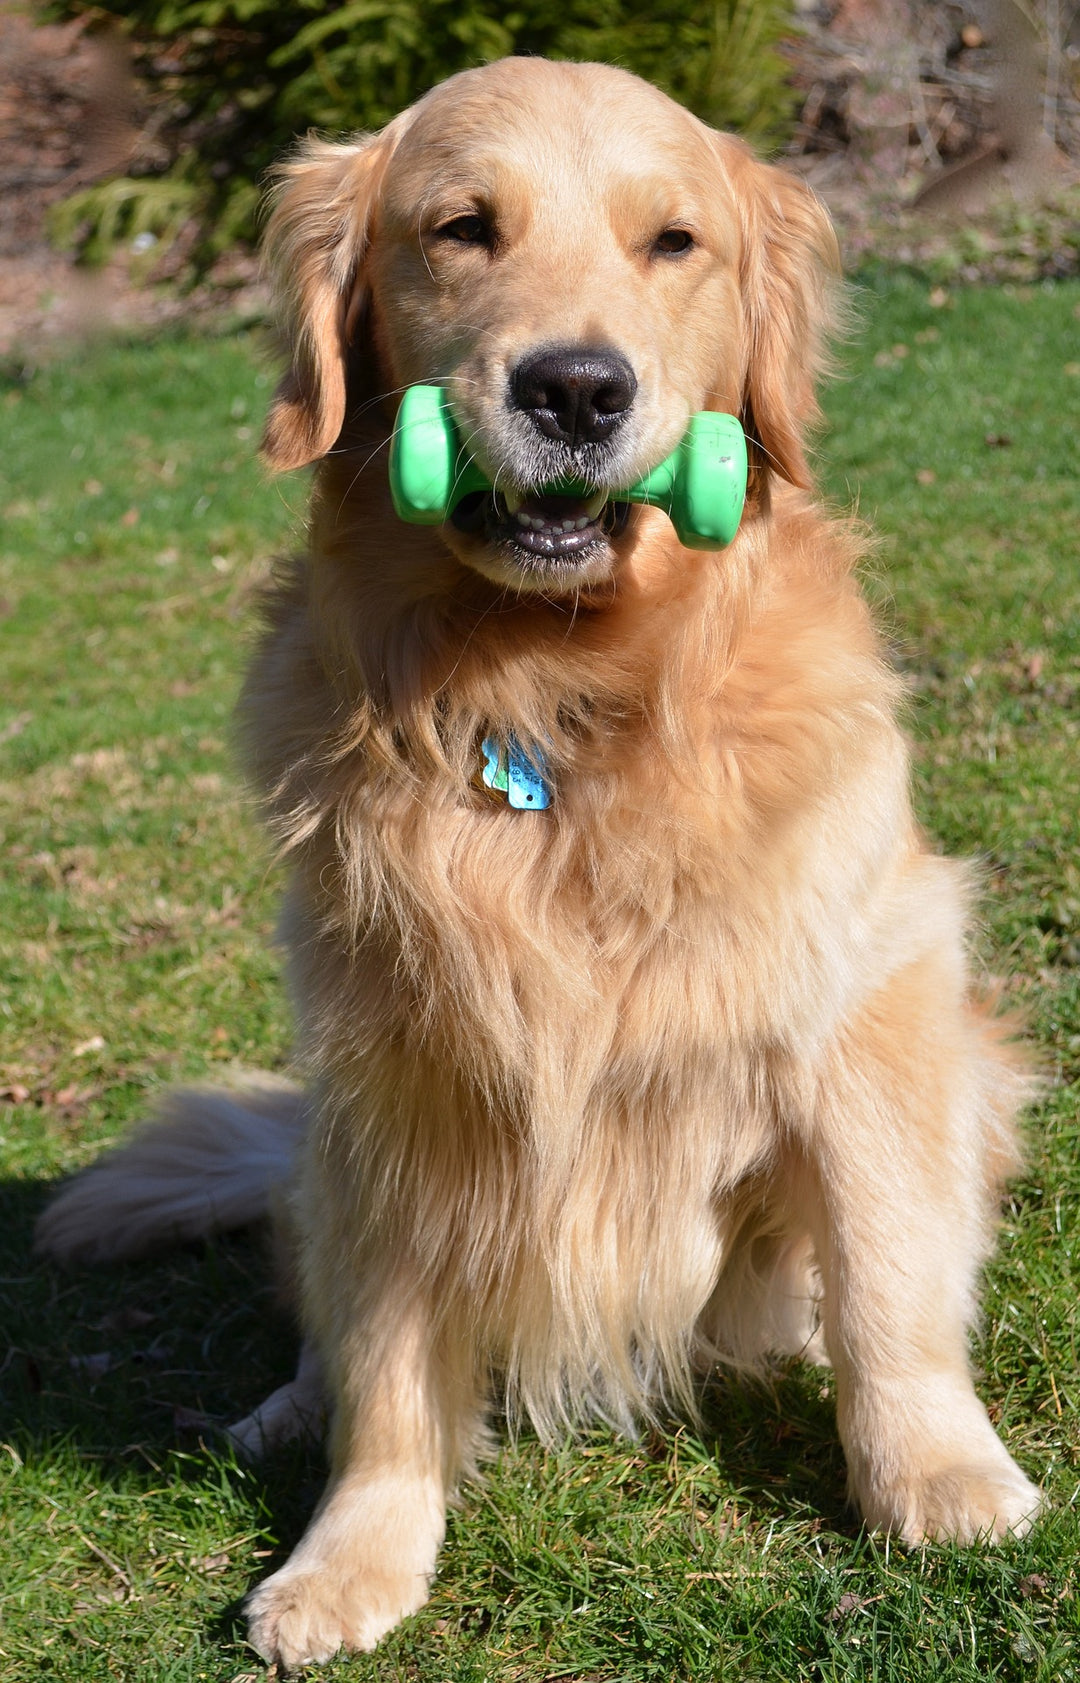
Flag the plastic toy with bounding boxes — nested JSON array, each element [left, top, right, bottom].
[[388, 384, 747, 550]]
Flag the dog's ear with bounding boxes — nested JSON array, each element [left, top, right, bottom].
[[260, 129, 400, 472], [721, 142, 842, 492]]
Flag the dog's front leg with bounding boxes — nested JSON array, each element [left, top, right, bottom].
[[246, 1246, 482, 1668], [801, 955, 1041, 1545]]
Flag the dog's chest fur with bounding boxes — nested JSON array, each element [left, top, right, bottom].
[[246, 513, 916, 1423], [250, 507, 908, 1082]]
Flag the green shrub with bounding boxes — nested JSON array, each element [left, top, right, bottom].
[[45, 0, 799, 271]]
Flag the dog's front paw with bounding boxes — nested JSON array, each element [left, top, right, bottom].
[[246, 1557, 432, 1668], [859, 1454, 1042, 1546]]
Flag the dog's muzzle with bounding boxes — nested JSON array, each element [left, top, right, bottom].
[[453, 344, 636, 562]]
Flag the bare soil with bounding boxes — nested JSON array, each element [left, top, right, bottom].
[[0, 8, 265, 357]]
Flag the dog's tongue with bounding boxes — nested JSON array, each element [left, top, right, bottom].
[[503, 488, 608, 553]]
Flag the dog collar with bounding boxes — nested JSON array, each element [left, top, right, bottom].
[[480, 734, 552, 809]]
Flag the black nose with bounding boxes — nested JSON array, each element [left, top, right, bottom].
[[509, 346, 637, 447]]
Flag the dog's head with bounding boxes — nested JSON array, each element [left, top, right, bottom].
[[262, 58, 840, 594]]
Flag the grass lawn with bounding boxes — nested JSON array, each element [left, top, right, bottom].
[[1, 276, 1078, 1681]]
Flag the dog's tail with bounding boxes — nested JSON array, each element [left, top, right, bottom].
[[34, 1079, 307, 1266]]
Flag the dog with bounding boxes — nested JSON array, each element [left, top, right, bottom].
[[36, 56, 1042, 1669]]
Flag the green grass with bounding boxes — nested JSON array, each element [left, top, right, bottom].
[[1, 279, 1078, 1680]]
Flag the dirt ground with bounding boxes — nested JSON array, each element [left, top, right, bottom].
[[0, 9, 266, 357], [0, 10, 140, 352]]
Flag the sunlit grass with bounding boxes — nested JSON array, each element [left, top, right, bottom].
[[1, 279, 1077, 1680]]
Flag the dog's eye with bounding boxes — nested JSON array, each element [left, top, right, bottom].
[[436, 214, 491, 247], [654, 228, 694, 256]]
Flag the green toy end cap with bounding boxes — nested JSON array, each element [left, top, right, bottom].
[[389, 385, 457, 523], [673, 412, 748, 549]]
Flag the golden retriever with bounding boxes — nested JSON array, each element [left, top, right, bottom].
[[37, 56, 1042, 1669]]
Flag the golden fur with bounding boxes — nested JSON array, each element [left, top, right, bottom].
[[37, 57, 1041, 1668]]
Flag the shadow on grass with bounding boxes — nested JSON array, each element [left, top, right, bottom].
[[2, 1176, 295, 1442], [1, 1173, 327, 1564], [696, 1369, 857, 1539], [3, 1169, 860, 1559]]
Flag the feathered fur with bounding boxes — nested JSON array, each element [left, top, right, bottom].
[[37, 1079, 305, 1265]]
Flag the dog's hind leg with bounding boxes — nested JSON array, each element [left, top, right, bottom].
[[798, 948, 1041, 1544], [700, 1213, 830, 1370], [227, 1336, 326, 1458]]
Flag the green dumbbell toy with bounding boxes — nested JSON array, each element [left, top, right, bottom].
[[388, 384, 747, 551]]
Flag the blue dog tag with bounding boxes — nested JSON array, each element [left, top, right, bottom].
[[481, 734, 551, 809], [481, 736, 509, 794], [506, 736, 551, 809]]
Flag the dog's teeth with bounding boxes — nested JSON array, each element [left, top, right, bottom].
[[504, 488, 525, 515], [511, 501, 603, 536]]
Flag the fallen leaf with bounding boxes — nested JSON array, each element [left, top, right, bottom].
[[70, 1352, 113, 1380], [73, 1035, 105, 1057], [0, 711, 31, 743], [173, 1404, 217, 1432], [96, 1307, 154, 1335]]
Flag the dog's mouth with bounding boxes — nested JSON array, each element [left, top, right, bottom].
[[451, 489, 630, 566]]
